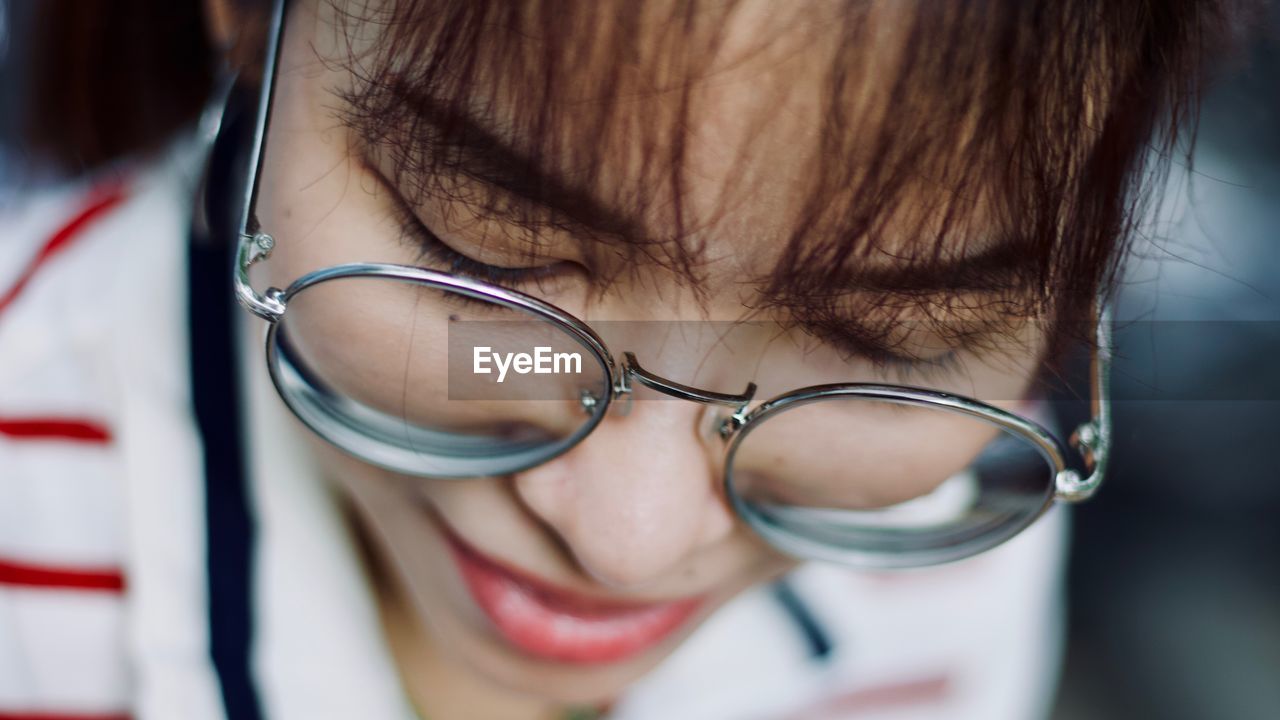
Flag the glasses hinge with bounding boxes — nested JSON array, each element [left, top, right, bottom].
[[716, 402, 752, 439], [716, 415, 741, 440], [1056, 419, 1107, 502], [235, 232, 286, 321], [606, 371, 634, 416]]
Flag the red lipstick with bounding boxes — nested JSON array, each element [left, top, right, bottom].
[[443, 528, 703, 664]]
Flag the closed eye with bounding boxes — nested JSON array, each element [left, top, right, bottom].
[[872, 348, 963, 385], [374, 164, 979, 386], [363, 157, 571, 288], [388, 193, 567, 286], [393, 192, 966, 382]]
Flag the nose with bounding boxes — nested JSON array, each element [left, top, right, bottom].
[[512, 399, 737, 589]]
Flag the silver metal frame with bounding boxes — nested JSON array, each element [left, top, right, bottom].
[[264, 263, 617, 478], [225, 0, 1112, 567], [725, 383, 1077, 567]]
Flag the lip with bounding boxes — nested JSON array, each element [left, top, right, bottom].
[[440, 523, 705, 665]]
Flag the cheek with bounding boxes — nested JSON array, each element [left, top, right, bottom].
[[316, 445, 489, 634], [731, 399, 1002, 509], [725, 342, 1044, 511], [275, 279, 613, 459], [279, 277, 452, 417]]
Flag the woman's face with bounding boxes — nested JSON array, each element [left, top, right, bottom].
[[247, 0, 1047, 707]]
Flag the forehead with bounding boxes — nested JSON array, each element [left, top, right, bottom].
[[327, 0, 991, 240]]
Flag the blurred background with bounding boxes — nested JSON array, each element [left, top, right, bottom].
[[1, 1, 1277, 718], [1052, 3, 1280, 719]]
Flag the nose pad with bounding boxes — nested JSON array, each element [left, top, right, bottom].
[[512, 399, 737, 589]]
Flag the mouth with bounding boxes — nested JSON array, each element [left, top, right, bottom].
[[440, 523, 705, 665]]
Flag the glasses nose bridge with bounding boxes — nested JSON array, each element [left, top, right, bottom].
[[611, 351, 755, 437]]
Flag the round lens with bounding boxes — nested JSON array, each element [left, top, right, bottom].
[[724, 390, 1060, 568], [267, 271, 612, 477]]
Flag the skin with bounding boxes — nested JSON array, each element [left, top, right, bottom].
[[207, 1, 1049, 717]]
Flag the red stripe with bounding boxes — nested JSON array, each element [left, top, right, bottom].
[[0, 714, 130, 720], [0, 557, 124, 592], [0, 180, 128, 320], [786, 674, 952, 720], [0, 418, 112, 443]]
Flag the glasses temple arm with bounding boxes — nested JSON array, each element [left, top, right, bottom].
[[234, 0, 289, 321], [238, 0, 288, 241]]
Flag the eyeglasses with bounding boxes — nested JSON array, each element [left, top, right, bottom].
[[222, 0, 1110, 569]]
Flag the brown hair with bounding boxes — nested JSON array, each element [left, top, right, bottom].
[[332, 0, 1240, 359], [21, 0, 1242, 358]]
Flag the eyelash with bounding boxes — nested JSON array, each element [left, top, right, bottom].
[[815, 331, 965, 385], [874, 349, 964, 385], [389, 195, 556, 287]]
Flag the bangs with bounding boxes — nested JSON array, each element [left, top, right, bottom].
[[330, 0, 1227, 356]]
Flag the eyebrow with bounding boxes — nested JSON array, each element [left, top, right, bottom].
[[363, 88, 651, 244], [815, 238, 1035, 297], [357, 89, 1036, 300]]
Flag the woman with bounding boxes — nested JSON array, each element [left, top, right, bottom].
[[0, 0, 1233, 718]]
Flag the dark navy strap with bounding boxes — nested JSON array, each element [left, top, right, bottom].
[[189, 188, 265, 720], [771, 578, 835, 662]]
